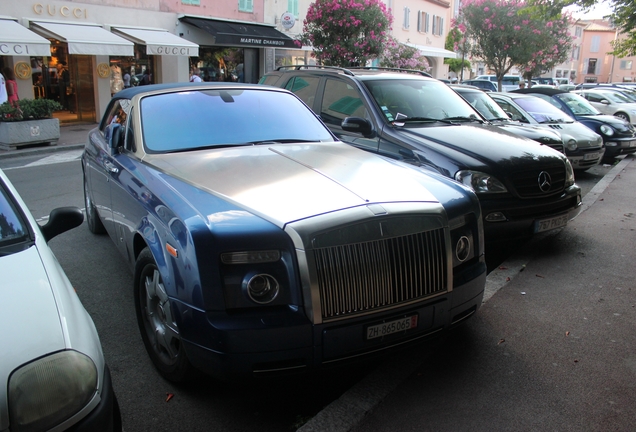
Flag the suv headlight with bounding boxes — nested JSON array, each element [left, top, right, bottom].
[[565, 158, 575, 187], [9, 350, 98, 432], [455, 170, 507, 193]]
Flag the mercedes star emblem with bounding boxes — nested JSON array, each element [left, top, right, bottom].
[[538, 171, 552, 192]]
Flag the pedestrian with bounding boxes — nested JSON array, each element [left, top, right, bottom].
[[3, 67, 18, 106], [139, 68, 152, 86], [123, 68, 131, 88], [189, 67, 202, 82], [0, 69, 8, 105], [56, 61, 70, 110], [519, 81, 526, 89]]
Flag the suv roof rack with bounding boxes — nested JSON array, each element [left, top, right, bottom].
[[275, 65, 355, 76], [347, 66, 432, 77]]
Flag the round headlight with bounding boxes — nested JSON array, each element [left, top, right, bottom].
[[244, 273, 279, 304], [9, 350, 97, 432], [599, 124, 614, 136], [567, 139, 578, 151], [455, 236, 471, 262]]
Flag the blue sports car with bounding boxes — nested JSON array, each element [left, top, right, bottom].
[[82, 83, 487, 382]]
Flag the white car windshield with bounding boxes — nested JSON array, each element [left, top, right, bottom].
[[363, 79, 479, 122], [555, 93, 600, 115], [140, 88, 334, 153], [514, 97, 574, 123]]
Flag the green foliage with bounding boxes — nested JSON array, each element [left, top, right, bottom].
[[454, 0, 574, 90], [444, 28, 471, 72], [299, 0, 393, 67], [0, 99, 62, 122]]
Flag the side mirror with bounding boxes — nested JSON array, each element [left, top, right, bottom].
[[600, 99, 610, 105], [341, 117, 375, 138], [106, 123, 124, 150], [40, 207, 84, 242]]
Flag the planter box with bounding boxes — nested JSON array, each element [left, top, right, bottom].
[[0, 118, 60, 151]]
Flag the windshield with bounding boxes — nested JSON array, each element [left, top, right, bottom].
[[0, 182, 30, 249], [555, 93, 600, 115], [514, 97, 574, 123], [600, 91, 634, 103], [456, 90, 509, 121], [141, 88, 334, 153], [363, 79, 478, 122]]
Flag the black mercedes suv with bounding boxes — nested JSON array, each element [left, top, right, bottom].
[[260, 66, 582, 243]]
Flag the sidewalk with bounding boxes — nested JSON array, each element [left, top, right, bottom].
[[0, 123, 96, 159], [299, 154, 636, 432]]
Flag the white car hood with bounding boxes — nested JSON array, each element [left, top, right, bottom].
[[144, 142, 440, 227], [0, 245, 65, 383]]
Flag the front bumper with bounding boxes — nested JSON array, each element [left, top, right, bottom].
[[567, 146, 606, 170], [481, 184, 582, 241], [602, 137, 636, 159], [176, 261, 486, 381]]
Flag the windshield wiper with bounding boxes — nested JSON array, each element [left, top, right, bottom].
[[248, 139, 317, 145], [395, 117, 455, 124], [445, 116, 485, 123]]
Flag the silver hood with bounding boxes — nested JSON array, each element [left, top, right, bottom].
[[143, 142, 440, 227]]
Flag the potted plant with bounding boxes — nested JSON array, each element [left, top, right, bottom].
[[0, 99, 63, 150]]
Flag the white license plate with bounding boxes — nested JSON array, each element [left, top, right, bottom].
[[535, 213, 569, 233], [584, 152, 600, 161], [366, 315, 418, 340]]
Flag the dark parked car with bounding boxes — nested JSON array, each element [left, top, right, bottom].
[[513, 87, 636, 161], [261, 66, 582, 243], [452, 85, 565, 153], [82, 82, 487, 382], [489, 92, 605, 170], [460, 79, 498, 92]]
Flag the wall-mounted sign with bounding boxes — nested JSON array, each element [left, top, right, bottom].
[[97, 63, 111, 78], [15, 62, 32, 80], [281, 12, 296, 30]]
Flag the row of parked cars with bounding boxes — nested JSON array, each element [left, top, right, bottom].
[[7, 66, 636, 430]]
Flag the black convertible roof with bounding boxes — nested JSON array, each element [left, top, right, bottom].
[[111, 82, 264, 101], [510, 87, 567, 96]]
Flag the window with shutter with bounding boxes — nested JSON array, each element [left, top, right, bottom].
[[239, 0, 253, 12], [590, 36, 600, 53], [288, 0, 298, 17], [403, 7, 410, 29]]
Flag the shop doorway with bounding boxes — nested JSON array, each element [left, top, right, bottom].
[[32, 53, 96, 124]]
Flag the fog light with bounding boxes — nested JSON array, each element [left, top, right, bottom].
[[244, 274, 279, 304], [485, 212, 507, 222]]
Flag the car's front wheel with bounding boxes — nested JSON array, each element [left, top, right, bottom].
[[134, 247, 194, 382], [83, 174, 106, 234]]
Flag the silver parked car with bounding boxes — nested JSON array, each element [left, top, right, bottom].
[[573, 89, 636, 124], [0, 168, 121, 431], [490, 92, 605, 170]]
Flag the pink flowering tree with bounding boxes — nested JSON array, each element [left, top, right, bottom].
[[298, 0, 393, 67], [379, 37, 431, 71], [453, 0, 574, 90]]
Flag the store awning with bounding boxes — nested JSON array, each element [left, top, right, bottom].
[[180, 16, 297, 49], [112, 27, 199, 56], [0, 19, 51, 56], [30, 21, 133, 56], [406, 43, 457, 59]]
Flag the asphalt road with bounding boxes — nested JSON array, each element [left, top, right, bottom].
[[0, 152, 618, 432]]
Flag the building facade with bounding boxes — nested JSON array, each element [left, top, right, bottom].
[[0, 0, 297, 124]]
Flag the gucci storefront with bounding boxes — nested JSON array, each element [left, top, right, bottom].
[[1, 2, 197, 124]]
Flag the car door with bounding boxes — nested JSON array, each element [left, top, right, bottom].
[[84, 103, 124, 236], [582, 92, 613, 115]]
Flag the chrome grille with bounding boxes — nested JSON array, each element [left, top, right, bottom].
[[314, 227, 448, 320]]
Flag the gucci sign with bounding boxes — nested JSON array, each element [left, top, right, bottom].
[[33, 3, 88, 19]]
